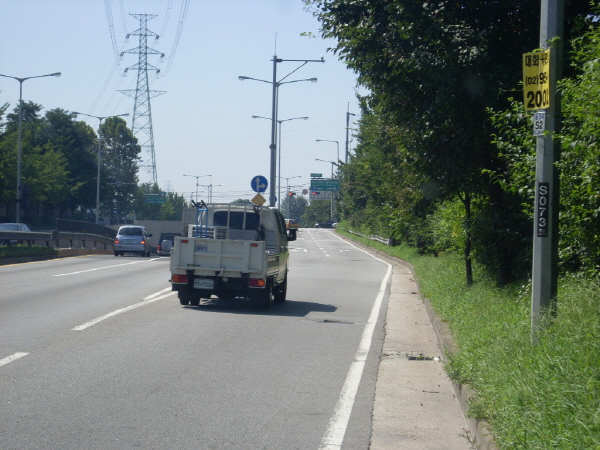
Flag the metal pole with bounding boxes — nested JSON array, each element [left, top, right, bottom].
[[277, 120, 282, 209], [345, 107, 355, 164], [269, 55, 279, 207], [96, 118, 104, 224], [16, 81, 23, 223], [531, 0, 564, 341]]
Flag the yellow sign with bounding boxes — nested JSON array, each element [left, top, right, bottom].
[[251, 193, 266, 206], [523, 49, 551, 111]]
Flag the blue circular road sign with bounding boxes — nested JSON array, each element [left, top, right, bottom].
[[251, 175, 268, 193]]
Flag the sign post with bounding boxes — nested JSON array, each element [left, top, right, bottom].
[[529, 0, 564, 342]]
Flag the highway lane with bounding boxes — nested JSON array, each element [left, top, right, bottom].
[[0, 230, 391, 449]]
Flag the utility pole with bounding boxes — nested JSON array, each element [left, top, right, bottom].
[[120, 13, 165, 187], [531, 0, 564, 341], [345, 103, 355, 164]]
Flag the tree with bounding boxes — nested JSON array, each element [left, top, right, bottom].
[[99, 116, 140, 222], [281, 194, 307, 221], [305, 0, 595, 285]]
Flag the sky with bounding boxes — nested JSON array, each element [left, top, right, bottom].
[[0, 0, 365, 206]]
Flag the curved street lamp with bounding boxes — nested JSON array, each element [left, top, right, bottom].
[[0, 72, 61, 222], [239, 54, 323, 207], [183, 174, 212, 203], [316, 139, 340, 164], [253, 115, 308, 208], [73, 111, 129, 224]]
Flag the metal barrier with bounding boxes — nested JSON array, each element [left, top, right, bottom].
[[0, 230, 114, 251]]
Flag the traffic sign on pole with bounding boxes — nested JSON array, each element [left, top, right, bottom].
[[251, 175, 268, 193]]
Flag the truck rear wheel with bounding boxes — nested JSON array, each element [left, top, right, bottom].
[[273, 273, 287, 303], [178, 291, 200, 306], [251, 280, 272, 309]]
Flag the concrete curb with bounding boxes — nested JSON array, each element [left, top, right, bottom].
[[337, 233, 497, 450], [0, 248, 114, 266]]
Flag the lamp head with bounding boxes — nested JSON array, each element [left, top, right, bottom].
[[238, 76, 249, 81], [51, 72, 61, 77], [309, 78, 317, 83]]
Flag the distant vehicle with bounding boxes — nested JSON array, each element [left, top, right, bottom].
[[285, 219, 299, 230], [285, 219, 298, 240], [0, 222, 32, 245], [114, 225, 152, 257], [157, 232, 180, 256], [315, 220, 337, 229]]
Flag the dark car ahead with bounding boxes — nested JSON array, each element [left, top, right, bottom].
[[315, 220, 337, 228], [156, 232, 180, 256]]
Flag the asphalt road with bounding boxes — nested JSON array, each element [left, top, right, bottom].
[[0, 229, 391, 450]]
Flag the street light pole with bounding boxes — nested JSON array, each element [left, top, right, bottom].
[[239, 54, 323, 207], [345, 107, 356, 164], [253, 115, 308, 208], [183, 174, 211, 203], [199, 184, 220, 203], [316, 139, 340, 163], [73, 111, 129, 224], [315, 158, 340, 220], [0, 72, 61, 222], [281, 175, 301, 218]]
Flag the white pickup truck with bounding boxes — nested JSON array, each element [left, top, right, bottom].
[[170, 203, 296, 308]]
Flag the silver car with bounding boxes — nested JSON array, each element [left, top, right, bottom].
[[114, 225, 152, 257], [0, 222, 32, 245]]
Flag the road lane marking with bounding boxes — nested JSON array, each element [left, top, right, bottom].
[[0, 352, 29, 367], [72, 287, 175, 331], [53, 259, 159, 276], [319, 238, 392, 450]]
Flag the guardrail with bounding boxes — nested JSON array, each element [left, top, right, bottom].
[[341, 228, 396, 246], [0, 230, 114, 250]]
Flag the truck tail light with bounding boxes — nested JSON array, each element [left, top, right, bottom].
[[249, 278, 266, 287], [172, 274, 188, 283], [114, 238, 119, 244]]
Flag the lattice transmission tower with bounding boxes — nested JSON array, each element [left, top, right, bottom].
[[119, 13, 165, 186]]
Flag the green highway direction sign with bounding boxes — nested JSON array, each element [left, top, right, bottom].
[[145, 193, 166, 204], [310, 178, 340, 191]]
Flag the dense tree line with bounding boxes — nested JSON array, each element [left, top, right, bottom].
[[306, 0, 599, 283], [0, 102, 188, 227]]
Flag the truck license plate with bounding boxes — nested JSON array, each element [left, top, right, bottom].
[[195, 244, 208, 252], [193, 278, 214, 289]]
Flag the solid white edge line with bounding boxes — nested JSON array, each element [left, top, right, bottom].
[[0, 352, 29, 367], [72, 287, 175, 331], [319, 234, 393, 450]]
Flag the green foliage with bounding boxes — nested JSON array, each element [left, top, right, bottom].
[[302, 199, 332, 227], [133, 183, 189, 221], [0, 245, 57, 259], [281, 194, 307, 221]]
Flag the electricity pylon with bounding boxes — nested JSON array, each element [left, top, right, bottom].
[[119, 13, 165, 186]]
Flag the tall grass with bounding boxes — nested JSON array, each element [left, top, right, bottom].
[[337, 228, 600, 449]]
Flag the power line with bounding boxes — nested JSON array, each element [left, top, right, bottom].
[[162, 0, 190, 76], [104, 0, 122, 72]]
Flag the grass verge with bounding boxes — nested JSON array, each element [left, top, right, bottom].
[[337, 227, 600, 449], [0, 245, 57, 259]]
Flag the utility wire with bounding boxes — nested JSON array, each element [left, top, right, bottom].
[[104, 0, 122, 72], [162, 0, 190, 76]]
